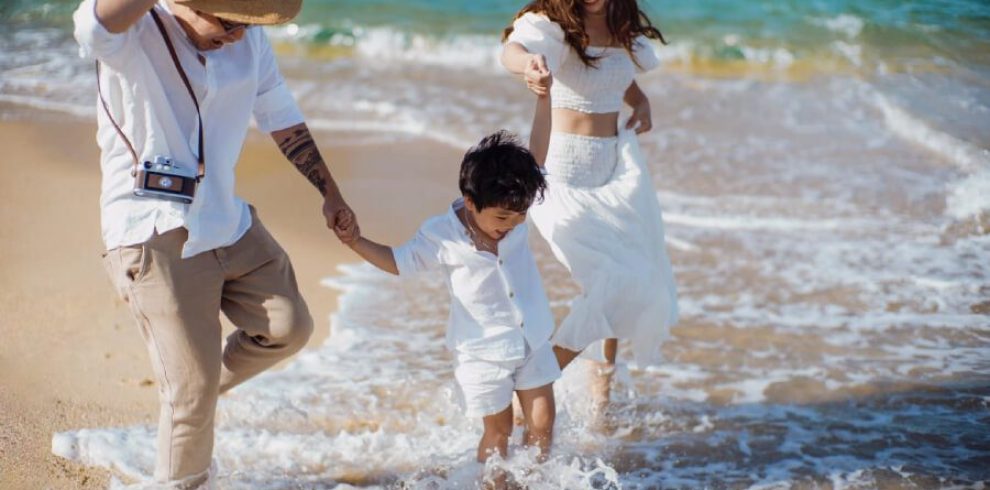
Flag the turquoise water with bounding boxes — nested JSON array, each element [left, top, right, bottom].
[[5, 1, 990, 487], [4, 0, 989, 66]]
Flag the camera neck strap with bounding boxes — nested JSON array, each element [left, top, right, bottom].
[[96, 7, 205, 182]]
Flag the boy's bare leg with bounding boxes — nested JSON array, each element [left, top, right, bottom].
[[479, 405, 512, 462], [479, 405, 513, 489], [516, 383, 555, 462], [512, 393, 525, 426]]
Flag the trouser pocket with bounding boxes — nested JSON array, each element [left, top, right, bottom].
[[102, 244, 148, 302]]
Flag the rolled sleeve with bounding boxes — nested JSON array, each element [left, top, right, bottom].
[[393, 227, 443, 277], [253, 30, 305, 132], [72, 0, 134, 61], [254, 81, 305, 132]]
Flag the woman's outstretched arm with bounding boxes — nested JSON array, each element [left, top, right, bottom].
[[502, 43, 553, 97], [530, 95, 552, 166]]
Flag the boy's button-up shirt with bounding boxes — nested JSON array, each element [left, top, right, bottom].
[[73, 0, 305, 258], [394, 199, 554, 362]]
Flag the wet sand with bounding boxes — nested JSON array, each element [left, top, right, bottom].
[[0, 109, 462, 488]]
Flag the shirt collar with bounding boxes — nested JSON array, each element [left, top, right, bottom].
[[446, 197, 526, 253]]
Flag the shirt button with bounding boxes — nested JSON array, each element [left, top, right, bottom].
[[519, 321, 524, 327], [509, 291, 514, 298], [498, 259, 503, 266]]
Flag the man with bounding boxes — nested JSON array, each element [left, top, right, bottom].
[[72, 0, 354, 486]]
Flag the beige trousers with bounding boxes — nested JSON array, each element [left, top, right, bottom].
[[103, 209, 313, 487]]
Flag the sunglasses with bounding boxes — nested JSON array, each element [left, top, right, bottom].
[[216, 16, 252, 33]]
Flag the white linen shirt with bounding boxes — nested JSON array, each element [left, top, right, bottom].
[[394, 199, 555, 362], [73, 0, 305, 257]]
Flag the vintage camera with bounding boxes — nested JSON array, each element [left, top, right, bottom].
[[133, 155, 197, 203]]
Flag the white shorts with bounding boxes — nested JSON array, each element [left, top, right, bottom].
[[453, 341, 561, 418]]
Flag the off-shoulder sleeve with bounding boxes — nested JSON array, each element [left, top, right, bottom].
[[505, 12, 569, 73], [632, 35, 661, 73]]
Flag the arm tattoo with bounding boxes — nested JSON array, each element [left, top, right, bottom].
[[277, 127, 329, 196]]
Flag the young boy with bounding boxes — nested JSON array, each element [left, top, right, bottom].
[[334, 130, 559, 467]]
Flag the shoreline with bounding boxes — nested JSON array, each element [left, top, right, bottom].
[[0, 106, 462, 488]]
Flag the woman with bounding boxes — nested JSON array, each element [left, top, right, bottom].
[[500, 0, 678, 408]]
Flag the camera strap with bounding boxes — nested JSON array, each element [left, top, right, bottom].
[[96, 7, 206, 182]]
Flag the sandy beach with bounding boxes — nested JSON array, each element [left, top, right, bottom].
[[3, 0, 989, 484], [0, 110, 462, 488]]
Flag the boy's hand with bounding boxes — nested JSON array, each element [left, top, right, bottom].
[[333, 208, 360, 245], [523, 54, 552, 96]]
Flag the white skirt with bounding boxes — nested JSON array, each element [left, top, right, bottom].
[[530, 129, 678, 365]]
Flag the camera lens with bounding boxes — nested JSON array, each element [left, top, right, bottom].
[[144, 161, 152, 169]]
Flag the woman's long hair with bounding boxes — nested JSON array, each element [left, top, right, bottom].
[[503, 0, 667, 68]]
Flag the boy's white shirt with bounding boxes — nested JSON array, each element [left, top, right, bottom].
[[73, 0, 305, 258], [394, 198, 555, 362]]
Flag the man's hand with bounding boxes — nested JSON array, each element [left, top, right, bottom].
[[272, 122, 358, 240], [524, 54, 553, 96], [330, 205, 360, 245]]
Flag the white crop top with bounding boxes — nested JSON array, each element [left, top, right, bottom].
[[506, 12, 661, 114]]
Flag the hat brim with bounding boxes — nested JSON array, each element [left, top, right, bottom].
[[176, 0, 302, 25]]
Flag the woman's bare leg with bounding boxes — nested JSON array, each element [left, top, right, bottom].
[[553, 345, 582, 370], [591, 338, 618, 418]]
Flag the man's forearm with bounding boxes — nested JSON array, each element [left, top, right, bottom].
[[95, 0, 159, 33], [272, 123, 341, 200]]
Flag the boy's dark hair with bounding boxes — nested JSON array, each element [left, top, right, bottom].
[[459, 130, 547, 212]]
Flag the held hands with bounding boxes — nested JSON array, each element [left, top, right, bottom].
[[523, 54, 553, 96], [322, 197, 360, 244], [333, 207, 360, 245], [625, 98, 653, 134]]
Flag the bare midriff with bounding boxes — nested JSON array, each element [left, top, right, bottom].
[[551, 108, 619, 137]]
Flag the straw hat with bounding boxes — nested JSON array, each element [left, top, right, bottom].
[[175, 0, 302, 25]]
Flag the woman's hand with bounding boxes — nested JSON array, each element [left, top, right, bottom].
[[523, 54, 553, 96], [624, 81, 652, 134], [626, 98, 652, 134]]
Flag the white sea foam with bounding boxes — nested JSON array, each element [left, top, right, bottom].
[[873, 91, 990, 172], [306, 117, 473, 149], [0, 94, 93, 118], [946, 168, 990, 221], [872, 90, 990, 221], [831, 40, 863, 67], [663, 210, 872, 231], [818, 14, 866, 38], [15, 15, 990, 487]]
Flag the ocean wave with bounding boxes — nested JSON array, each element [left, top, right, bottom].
[[946, 169, 990, 222], [268, 23, 502, 70], [0, 93, 92, 117], [305, 117, 474, 149], [814, 13, 866, 38], [265, 24, 863, 76], [871, 90, 990, 221]]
